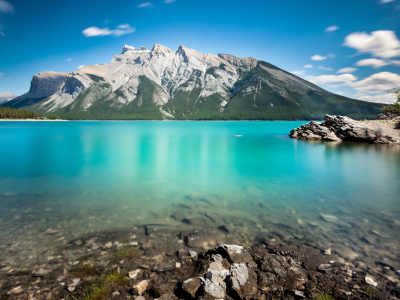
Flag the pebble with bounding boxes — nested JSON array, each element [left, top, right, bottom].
[[112, 291, 120, 296], [365, 276, 378, 287], [321, 214, 338, 222], [317, 264, 332, 271], [129, 242, 138, 246], [128, 269, 141, 280], [72, 261, 79, 265], [324, 248, 331, 255], [297, 219, 303, 225], [104, 242, 112, 248], [7, 286, 23, 295], [294, 290, 305, 297], [132, 280, 149, 296]]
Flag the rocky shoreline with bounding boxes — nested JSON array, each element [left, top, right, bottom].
[[1, 227, 400, 300], [289, 115, 400, 144]]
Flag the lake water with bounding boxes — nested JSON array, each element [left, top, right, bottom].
[[0, 121, 399, 268]]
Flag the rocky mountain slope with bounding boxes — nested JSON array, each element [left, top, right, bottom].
[[3, 44, 383, 120], [0, 92, 17, 104]]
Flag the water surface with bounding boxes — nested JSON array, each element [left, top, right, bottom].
[[0, 121, 399, 266]]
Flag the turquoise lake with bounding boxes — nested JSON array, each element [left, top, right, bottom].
[[0, 121, 399, 266]]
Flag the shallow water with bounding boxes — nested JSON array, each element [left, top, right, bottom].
[[0, 121, 399, 266]]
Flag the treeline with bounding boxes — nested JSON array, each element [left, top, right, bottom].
[[0, 106, 44, 119]]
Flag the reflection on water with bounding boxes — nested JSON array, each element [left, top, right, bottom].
[[0, 121, 399, 267]]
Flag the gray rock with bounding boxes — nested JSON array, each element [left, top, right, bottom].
[[226, 263, 258, 298], [200, 278, 225, 299], [34, 269, 51, 277], [289, 115, 395, 143], [216, 244, 257, 268], [317, 264, 332, 271], [152, 262, 176, 272]]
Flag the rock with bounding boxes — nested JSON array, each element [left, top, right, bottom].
[[89, 243, 101, 250], [7, 286, 23, 295], [321, 214, 338, 222], [215, 244, 257, 268], [177, 249, 188, 258], [226, 263, 258, 298], [156, 293, 178, 300], [112, 291, 120, 296], [183, 214, 206, 226], [135, 297, 145, 300], [182, 277, 202, 299], [34, 269, 51, 277], [377, 112, 400, 120], [141, 240, 153, 250], [200, 278, 225, 299], [355, 261, 367, 270], [294, 290, 305, 297], [324, 248, 331, 255], [189, 251, 197, 260], [317, 264, 332, 271], [104, 242, 113, 249], [152, 262, 176, 272], [152, 283, 174, 298], [128, 269, 141, 280], [133, 280, 149, 296], [365, 276, 378, 287], [182, 229, 207, 248], [289, 115, 394, 143]]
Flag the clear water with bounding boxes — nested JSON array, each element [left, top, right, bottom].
[[0, 121, 399, 266]]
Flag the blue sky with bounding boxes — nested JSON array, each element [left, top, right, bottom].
[[0, 0, 400, 103]]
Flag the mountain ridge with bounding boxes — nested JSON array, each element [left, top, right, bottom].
[[3, 44, 383, 120], [0, 92, 18, 104]]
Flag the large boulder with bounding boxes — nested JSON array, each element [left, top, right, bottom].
[[289, 114, 394, 143]]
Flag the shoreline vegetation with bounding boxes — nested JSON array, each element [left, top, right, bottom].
[[0, 106, 60, 121]]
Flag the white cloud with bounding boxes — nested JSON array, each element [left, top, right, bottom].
[[337, 67, 358, 73], [304, 64, 313, 68], [317, 66, 334, 71], [311, 54, 327, 61], [346, 72, 400, 96], [66, 58, 72, 62], [0, 72, 3, 78], [137, 2, 154, 7], [306, 74, 357, 84], [164, 0, 175, 2], [355, 58, 389, 68], [337, 91, 345, 95], [343, 30, 400, 59], [0, 0, 14, 13], [77, 65, 85, 70], [380, 0, 394, 3], [82, 24, 135, 37], [327, 84, 340, 88], [357, 93, 394, 103], [0, 31, 4, 36], [391, 60, 400, 65], [290, 70, 306, 75], [327, 54, 336, 58], [325, 25, 339, 32]]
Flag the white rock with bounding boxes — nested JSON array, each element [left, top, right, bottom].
[[128, 269, 141, 280], [365, 276, 377, 287]]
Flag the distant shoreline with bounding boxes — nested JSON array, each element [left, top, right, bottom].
[[0, 119, 66, 121]]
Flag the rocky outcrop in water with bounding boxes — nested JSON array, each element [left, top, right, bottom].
[[289, 115, 399, 144], [377, 112, 400, 120]]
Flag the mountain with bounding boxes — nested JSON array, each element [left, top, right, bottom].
[[3, 44, 383, 120], [0, 92, 18, 104]]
